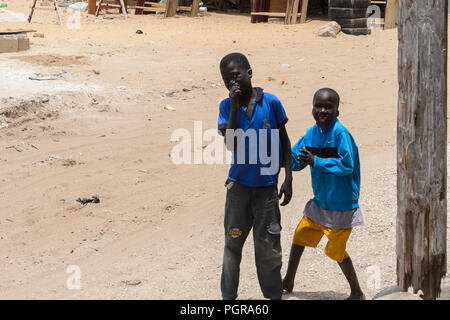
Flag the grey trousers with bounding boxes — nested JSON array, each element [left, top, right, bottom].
[[221, 180, 283, 300]]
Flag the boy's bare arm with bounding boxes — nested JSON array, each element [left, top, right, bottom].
[[224, 84, 240, 150], [278, 124, 292, 206]]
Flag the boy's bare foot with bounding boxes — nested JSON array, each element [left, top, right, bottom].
[[346, 292, 366, 300], [282, 278, 294, 293]]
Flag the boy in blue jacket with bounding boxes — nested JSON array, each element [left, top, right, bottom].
[[282, 88, 365, 300]]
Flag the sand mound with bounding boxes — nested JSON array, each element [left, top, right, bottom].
[[0, 98, 44, 118], [0, 97, 59, 126], [10, 54, 88, 67]]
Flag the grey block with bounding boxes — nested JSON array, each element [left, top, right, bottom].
[[0, 33, 30, 53], [17, 33, 30, 51], [0, 35, 19, 53]]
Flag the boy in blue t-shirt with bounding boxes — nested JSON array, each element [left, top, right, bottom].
[[283, 88, 365, 300], [217, 52, 293, 300]]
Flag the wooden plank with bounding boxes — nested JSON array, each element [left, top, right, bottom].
[[177, 5, 192, 11], [144, 2, 166, 7], [397, 0, 447, 300], [33, 7, 59, 11], [252, 11, 286, 16], [136, 6, 165, 12], [0, 29, 37, 34], [299, 0, 308, 23], [136, 4, 191, 13], [191, 0, 200, 17], [251, 11, 302, 17], [99, 3, 122, 7], [135, 0, 161, 14], [384, 0, 399, 29]]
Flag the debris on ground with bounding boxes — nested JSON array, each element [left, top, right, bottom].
[[317, 21, 341, 38], [29, 70, 67, 81], [122, 280, 141, 286], [164, 105, 175, 111], [76, 196, 100, 205]]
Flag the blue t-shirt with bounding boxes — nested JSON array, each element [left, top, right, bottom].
[[217, 87, 288, 187]]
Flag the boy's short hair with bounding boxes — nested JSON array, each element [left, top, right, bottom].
[[220, 52, 251, 71], [314, 88, 340, 106]]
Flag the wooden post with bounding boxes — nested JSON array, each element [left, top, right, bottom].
[[88, 0, 96, 14], [384, 0, 399, 30], [118, 0, 128, 19], [397, 0, 448, 300], [28, 0, 62, 25], [95, 0, 104, 17], [165, 0, 177, 17], [28, 0, 38, 23], [53, 0, 63, 25], [285, 0, 300, 24], [191, 0, 199, 17], [299, 0, 308, 24]]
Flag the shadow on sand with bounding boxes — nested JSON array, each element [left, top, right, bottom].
[[283, 290, 349, 300]]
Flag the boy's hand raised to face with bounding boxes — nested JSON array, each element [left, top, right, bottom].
[[298, 147, 314, 167], [229, 83, 241, 105]]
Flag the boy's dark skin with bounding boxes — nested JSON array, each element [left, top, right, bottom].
[[220, 60, 292, 205], [282, 89, 365, 300]]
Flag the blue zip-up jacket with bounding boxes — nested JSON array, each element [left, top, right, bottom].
[[292, 118, 360, 211]]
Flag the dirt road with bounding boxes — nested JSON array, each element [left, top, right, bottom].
[[0, 1, 448, 299]]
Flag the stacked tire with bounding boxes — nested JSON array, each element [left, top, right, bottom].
[[328, 0, 371, 35]]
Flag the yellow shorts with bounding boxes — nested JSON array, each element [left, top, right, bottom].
[[292, 216, 352, 263]]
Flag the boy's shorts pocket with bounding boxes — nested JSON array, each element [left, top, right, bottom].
[[224, 179, 235, 190]]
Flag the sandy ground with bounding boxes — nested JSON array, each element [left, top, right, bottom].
[[0, 1, 448, 300]]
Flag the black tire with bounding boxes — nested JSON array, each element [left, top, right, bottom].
[[336, 18, 368, 28], [328, 0, 371, 8], [328, 7, 369, 19], [341, 27, 372, 35]]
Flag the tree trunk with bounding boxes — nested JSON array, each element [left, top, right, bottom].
[[165, 0, 178, 17], [397, 0, 448, 300]]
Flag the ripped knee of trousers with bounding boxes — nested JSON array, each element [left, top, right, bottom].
[[266, 221, 282, 235]]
